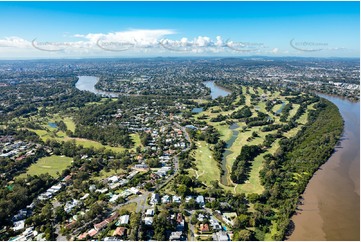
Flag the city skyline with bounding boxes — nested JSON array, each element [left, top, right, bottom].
[[0, 1, 359, 59]]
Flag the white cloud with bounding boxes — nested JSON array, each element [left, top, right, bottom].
[[272, 48, 279, 54], [75, 29, 176, 46], [0, 36, 31, 48], [0, 29, 287, 58]]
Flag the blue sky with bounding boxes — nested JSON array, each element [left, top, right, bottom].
[[0, 1, 359, 59]]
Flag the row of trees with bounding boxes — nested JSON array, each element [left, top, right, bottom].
[[231, 145, 262, 183]]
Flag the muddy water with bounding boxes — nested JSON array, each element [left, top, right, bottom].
[[289, 94, 360, 241]]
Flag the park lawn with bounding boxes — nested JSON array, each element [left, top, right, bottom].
[[192, 141, 220, 186], [118, 202, 137, 214], [288, 104, 300, 121], [232, 154, 265, 194], [283, 125, 303, 139], [130, 133, 142, 149], [63, 117, 76, 132], [272, 104, 283, 113], [248, 86, 256, 95], [256, 101, 267, 113], [212, 122, 233, 142], [257, 87, 265, 95], [297, 110, 309, 125], [191, 99, 209, 104], [18, 155, 72, 178], [273, 91, 281, 98]]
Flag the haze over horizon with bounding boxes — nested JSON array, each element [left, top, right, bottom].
[[0, 1, 359, 59]]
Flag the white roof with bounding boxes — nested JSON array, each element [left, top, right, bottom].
[[145, 209, 154, 216], [119, 214, 130, 225], [144, 217, 153, 225], [109, 194, 120, 203], [13, 220, 25, 231]]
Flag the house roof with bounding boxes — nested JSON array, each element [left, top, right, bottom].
[[145, 209, 154, 216], [118, 214, 130, 225], [144, 217, 153, 226], [176, 213, 183, 223], [78, 232, 88, 240], [200, 223, 209, 232], [113, 227, 127, 237], [94, 220, 109, 231], [106, 212, 119, 223], [88, 228, 98, 237]]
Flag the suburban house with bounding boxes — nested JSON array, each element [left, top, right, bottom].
[[199, 223, 210, 233], [118, 214, 130, 225], [172, 195, 182, 203], [150, 193, 160, 205], [161, 195, 171, 204], [144, 217, 153, 226], [196, 195, 205, 207], [112, 227, 127, 237], [145, 209, 155, 217], [222, 212, 238, 226], [169, 231, 183, 241]]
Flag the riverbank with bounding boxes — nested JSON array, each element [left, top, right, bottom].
[[288, 95, 360, 241]]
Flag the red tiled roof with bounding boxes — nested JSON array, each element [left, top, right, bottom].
[[77, 232, 88, 240], [200, 223, 210, 232], [113, 227, 127, 237], [94, 220, 109, 231], [88, 229, 98, 237], [105, 212, 119, 223], [65, 221, 76, 230]]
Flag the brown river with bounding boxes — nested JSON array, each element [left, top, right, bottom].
[[288, 94, 360, 241]]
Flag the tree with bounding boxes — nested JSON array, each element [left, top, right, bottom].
[[176, 185, 189, 197], [234, 229, 252, 241], [237, 214, 249, 229]]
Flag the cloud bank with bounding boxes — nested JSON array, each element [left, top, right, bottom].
[[0, 29, 347, 58]]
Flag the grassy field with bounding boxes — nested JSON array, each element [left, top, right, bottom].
[[272, 104, 283, 113], [117, 202, 137, 214], [130, 133, 142, 149], [18, 155, 73, 178], [288, 104, 300, 121], [64, 117, 76, 132], [191, 141, 220, 187]]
